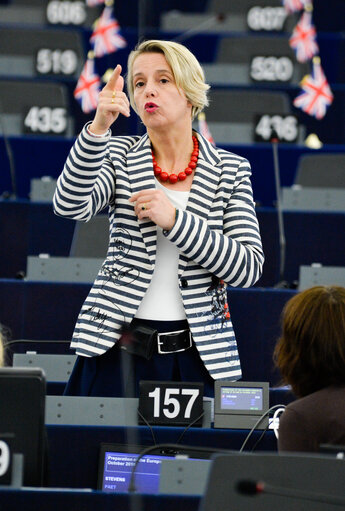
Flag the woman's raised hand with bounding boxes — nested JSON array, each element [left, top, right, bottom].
[[89, 64, 131, 135]]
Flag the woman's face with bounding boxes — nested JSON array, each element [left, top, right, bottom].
[[132, 52, 192, 132]]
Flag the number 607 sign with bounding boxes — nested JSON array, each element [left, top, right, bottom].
[[138, 381, 204, 427]]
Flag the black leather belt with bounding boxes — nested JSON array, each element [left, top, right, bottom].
[[120, 322, 192, 359], [157, 329, 192, 354]]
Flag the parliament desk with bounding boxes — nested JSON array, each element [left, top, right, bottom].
[[0, 423, 277, 511], [1, 200, 345, 286], [46, 424, 277, 489], [1, 489, 198, 511]]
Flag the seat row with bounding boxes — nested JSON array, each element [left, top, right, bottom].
[[1, 198, 345, 286], [2, 132, 345, 204], [1, 5, 345, 143]]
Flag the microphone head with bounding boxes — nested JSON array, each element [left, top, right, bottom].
[[236, 480, 264, 496], [270, 128, 279, 143]]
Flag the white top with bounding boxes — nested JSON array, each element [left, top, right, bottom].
[[135, 179, 189, 320]]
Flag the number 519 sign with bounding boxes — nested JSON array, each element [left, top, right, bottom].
[[138, 381, 204, 427]]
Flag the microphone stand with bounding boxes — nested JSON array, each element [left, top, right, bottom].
[[0, 106, 17, 199], [271, 131, 288, 288], [120, 346, 142, 511]]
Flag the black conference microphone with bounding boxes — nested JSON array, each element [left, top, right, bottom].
[[270, 127, 290, 289], [236, 479, 345, 506], [236, 479, 264, 495], [0, 101, 17, 199]]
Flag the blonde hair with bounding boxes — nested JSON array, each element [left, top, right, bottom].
[[126, 39, 210, 120]]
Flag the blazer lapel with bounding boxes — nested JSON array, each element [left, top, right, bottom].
[[127, 134, 157, 269], [178, 133, 222, 277], [126, 132, 222, 275]]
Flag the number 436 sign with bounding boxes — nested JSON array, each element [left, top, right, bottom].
[[138, 381, 204, 427]]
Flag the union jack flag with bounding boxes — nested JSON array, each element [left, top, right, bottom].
[[198, 113, 215, 145], [90, 6, 127, 58], [293, 58, 333, 119], [283, 0, 308, 13], [289, 11, 319, 62], [74, 58, 101, 113]]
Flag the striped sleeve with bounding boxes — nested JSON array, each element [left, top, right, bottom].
[[164, 159, 264, 288], [52, 124, 135, 222]]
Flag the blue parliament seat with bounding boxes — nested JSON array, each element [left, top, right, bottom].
[[2, 135, 345, 204], [192, 88, 301, 145], [202, 34, 309, 87], [0, 278, 294, 385], [0, 78, 75, 137], [160, 0, 345, 33], [2, 200, 345, 287], [281, 152, 345, 212], [11, 352, 295, 407], [0, 26, 85, 81], [0, 0, 102, 28], [161, 0, 298, 34], [294, 152, 345, 188]]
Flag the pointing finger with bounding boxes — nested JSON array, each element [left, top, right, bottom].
[[104, 64, 123, 92]]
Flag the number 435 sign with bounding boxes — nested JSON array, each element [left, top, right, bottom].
[[138, 381, 204, 427]]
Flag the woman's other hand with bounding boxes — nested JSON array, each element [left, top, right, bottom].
[[129, 189, 176, 231], [89, 64, 131, 134]]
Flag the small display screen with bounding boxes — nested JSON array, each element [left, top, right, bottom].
[[101, 451, 170, 493], [220, 386, 263, 411], [98, 443, 216, 493]]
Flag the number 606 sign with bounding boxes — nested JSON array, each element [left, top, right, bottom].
[[138, 381, 204, 427]]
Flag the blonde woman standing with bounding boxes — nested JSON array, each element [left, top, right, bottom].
[[53, 40, 264, 397]]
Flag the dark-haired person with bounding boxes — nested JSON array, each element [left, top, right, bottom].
[[53, 40, 264, 397], [274, 285, 345, 452]]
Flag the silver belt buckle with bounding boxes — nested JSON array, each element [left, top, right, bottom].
[[157, 329, 192, 355]]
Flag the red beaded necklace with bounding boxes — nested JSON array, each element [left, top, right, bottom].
[[152, 135, 199, 185]]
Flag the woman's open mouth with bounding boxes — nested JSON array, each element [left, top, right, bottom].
[[144, 102, 158, 112]]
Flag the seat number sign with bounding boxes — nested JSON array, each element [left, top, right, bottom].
[[247, 6, 288, 32], [255, 114, 299, 143], [23, 106, 67, 135], [0, 439, 12, 486], [138, 381, 204, 427], [46, 1, 87, 25], [250, 56, 294, 82], [35, 48, 78, 76]]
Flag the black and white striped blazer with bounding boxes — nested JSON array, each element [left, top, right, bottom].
[[53, 125, 264, 380]]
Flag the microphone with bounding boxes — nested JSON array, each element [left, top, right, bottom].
[[270, 128, 289, 289], [0, 100, 17, 199], [236, 479, 345, 506], [236, 479, 264, 496]]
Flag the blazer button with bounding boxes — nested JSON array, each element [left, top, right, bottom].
[[181, 278, 188, 288]]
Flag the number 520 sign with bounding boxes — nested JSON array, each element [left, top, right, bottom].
[[138, 381, 204, 427]]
